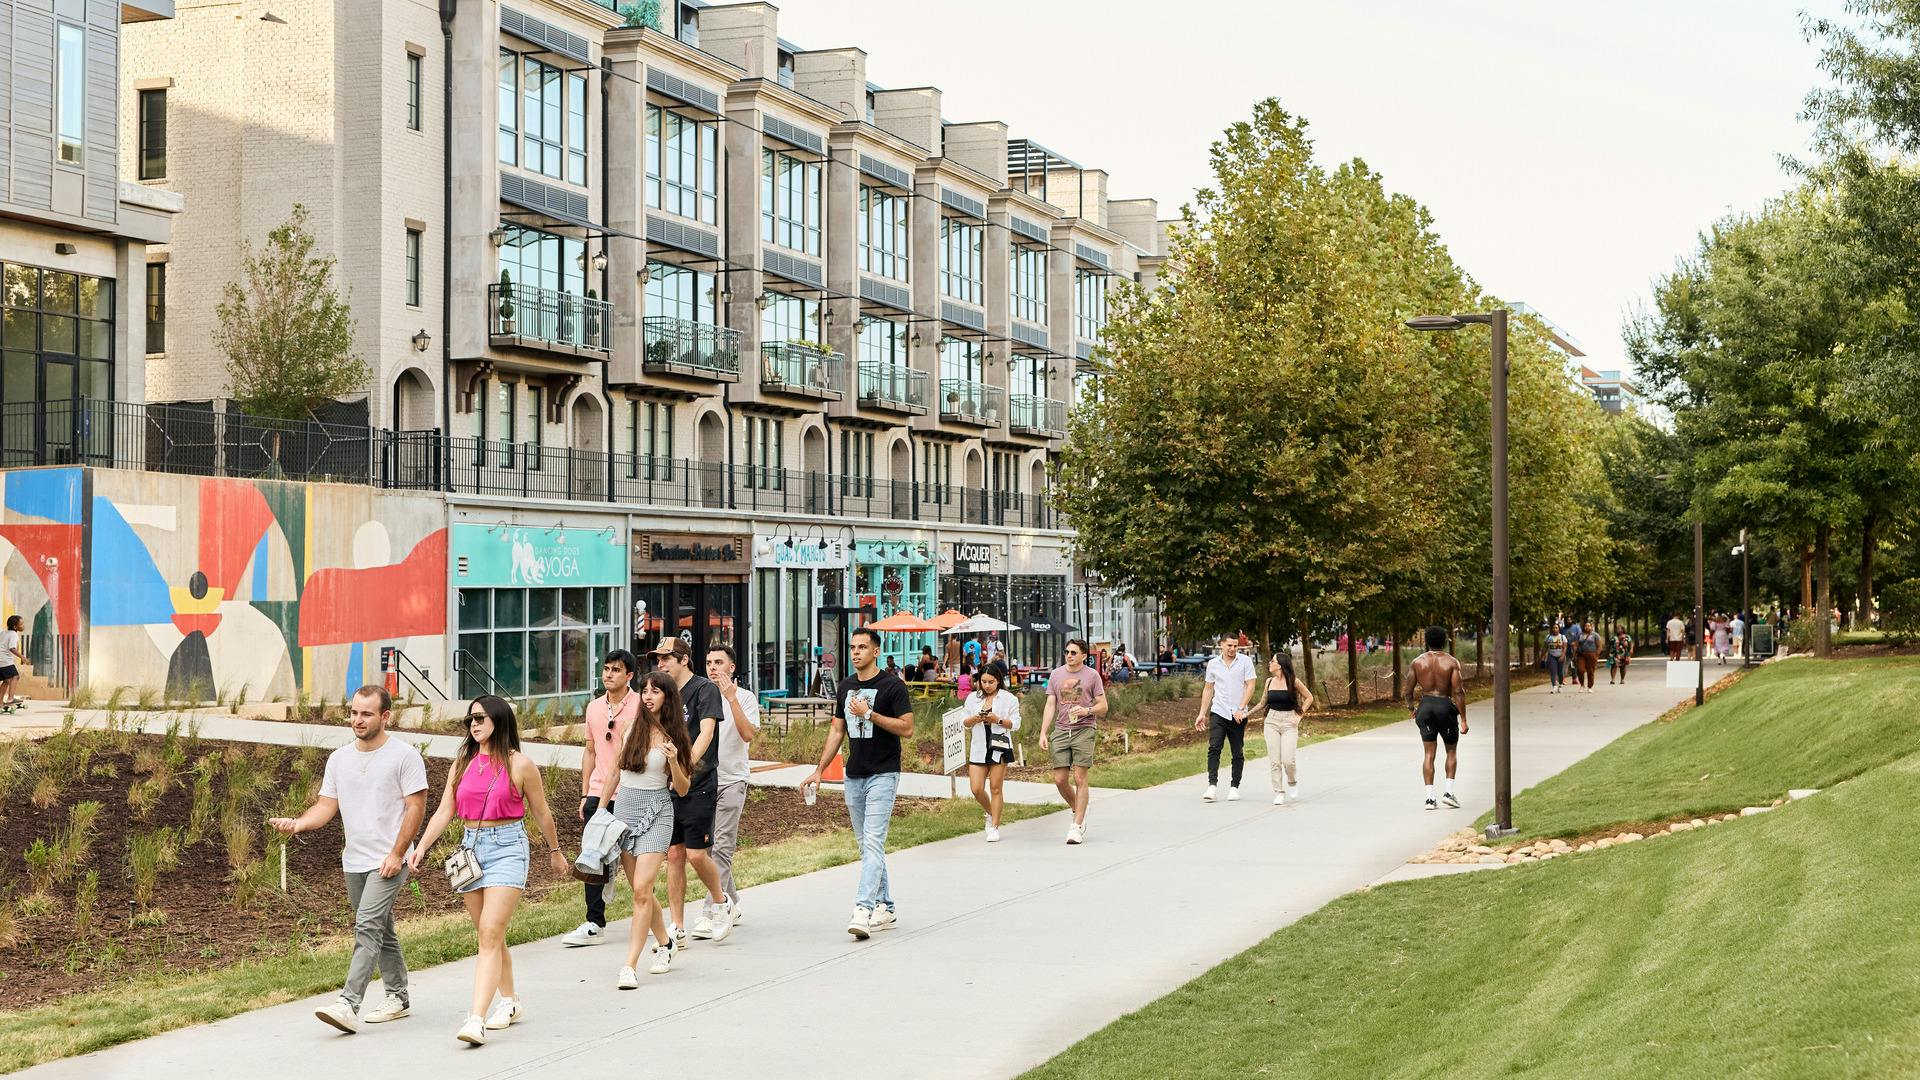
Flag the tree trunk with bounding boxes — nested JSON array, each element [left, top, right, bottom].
[[1816, 524, 1833, 658], [1346, 617, 1359, 706], [1860, 514, 1877, 629], [1392, 627, 1403, 700], [1299, 618, 1316, 697], [1800, 543, 1814, 612]]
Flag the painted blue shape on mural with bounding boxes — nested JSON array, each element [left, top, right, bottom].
[[343, 642, 364, 703], [251, 532, 269, 602], [3, 468, 82, 524], [89, 496, 175, 626]]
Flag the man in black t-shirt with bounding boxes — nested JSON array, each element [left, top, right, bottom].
[[650, 637, 734, 946], [804, 626, 913, 940]]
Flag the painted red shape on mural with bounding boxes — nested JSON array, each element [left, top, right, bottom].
[[199, 479, 275, 597], [298, 529, 447, 647], [0, 524, 82, 629]]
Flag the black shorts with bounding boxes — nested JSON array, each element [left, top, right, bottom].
[[1415, 695, 1460, 746], [0, 665, 17, 682], [670, 772, 717, 850]]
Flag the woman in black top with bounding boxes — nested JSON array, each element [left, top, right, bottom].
[[1260, 652, 1315, 805]]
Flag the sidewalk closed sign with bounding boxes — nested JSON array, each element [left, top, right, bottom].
[[942, 706, 969, 774]]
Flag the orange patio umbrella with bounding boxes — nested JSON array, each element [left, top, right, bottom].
[[929, 609, 969, 631], [867, 612, 943, 633]]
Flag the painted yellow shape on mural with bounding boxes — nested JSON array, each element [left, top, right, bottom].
[[169, 586, 226, 614]]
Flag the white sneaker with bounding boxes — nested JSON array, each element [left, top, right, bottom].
[[456, 1015, 486, 1046], [708, 899, 735, 943], [1066, 823, 1083, 845], [617, 965, 639, 989], [1202, 785, 1217, 802], [1228, 786, 1241, 802], [866, 907, 898, 933], [730, 899, 743, 925], [1424, 798, 1438, 811], [690, 906, 715, 940], [561, 921, 605, 947], [847, 907, 871, 940], [1289, 784, 1300, 801], [484, 996, 521, 1030], [360, 993, 409, 1024], [648, 941, 676, 975], [1442, 792, 1461, 809], [314, 999, 359, 1034], [985, 826, 1001, 842], [1273, 793, 1285, 806], [667, 923, 688, 949]]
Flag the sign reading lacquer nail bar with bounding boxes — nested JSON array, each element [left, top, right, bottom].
[[451, 524, 627, 587], [952, 541, 998, 576], [631, 533, 751, 575]]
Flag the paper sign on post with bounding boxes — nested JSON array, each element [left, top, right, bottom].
[[941, 706, 969, 775]]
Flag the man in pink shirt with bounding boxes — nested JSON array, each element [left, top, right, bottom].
[[1040, 638, 1108, 845], [562, 650, 641, 947]]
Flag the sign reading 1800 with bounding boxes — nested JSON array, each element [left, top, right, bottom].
[[452, 523, 627, 588]]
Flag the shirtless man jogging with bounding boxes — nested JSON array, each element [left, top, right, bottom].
[[1405, 626, 1468, 810]]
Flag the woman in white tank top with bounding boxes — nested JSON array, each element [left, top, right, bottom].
[[611, 672, 693, 988]]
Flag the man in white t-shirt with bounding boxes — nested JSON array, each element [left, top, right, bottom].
[[693, 644, 761, 940], [1665, 613, 1687, 661], [1194, 635, 1258, 802], [1730, 613, 1746, 659], [270, 685, 428, 1035]]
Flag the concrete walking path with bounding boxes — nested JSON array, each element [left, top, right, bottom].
[[18, 666, 1733, 1080]]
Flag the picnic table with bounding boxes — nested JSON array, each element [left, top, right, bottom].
[[904, 679, 955, 700], [763, 695, 834, 730]]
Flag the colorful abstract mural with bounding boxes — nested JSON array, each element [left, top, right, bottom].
[[0, 467, 448, 702]]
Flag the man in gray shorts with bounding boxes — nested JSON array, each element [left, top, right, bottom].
[[692, 644, 759, 940], [1041, 639, 1108, 845], [1406, 626, 1468, 811]]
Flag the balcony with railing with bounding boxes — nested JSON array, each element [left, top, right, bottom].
[[761, 342, 844, 400], [939, 379, 1006, 427], [643, 316, 743, 380], [488, 283, 611, 357], [856, 361, 928, 414], [1009, 394, 1066, 437]]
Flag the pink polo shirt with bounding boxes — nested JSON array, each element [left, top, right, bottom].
[[582, 689, 641, 799]]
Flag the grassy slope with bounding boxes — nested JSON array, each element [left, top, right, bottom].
[[1025, 747, 1920, 1080], [1481, 657, 1920, 842], [0, 798, 1057, 1074]]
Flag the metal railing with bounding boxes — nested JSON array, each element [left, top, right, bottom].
[[643, 315, 742, 376], [1010, 394, 1066, 436], [489, 282, 612, 354], [939, 378, 1006, 425], [0, 397, 1067, 531], [856, 361, 928, 411], [760, 342, 844, 397]]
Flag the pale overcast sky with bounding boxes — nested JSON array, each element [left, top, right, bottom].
[[771, 0, 1848, 376]]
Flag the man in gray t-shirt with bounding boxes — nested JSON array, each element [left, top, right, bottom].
[[271, 686, 427, 1035]]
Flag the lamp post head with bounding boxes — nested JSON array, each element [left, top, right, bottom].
[[1406, 314, 1465, 332]]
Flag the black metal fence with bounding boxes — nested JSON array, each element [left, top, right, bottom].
[[0, 397, 1064, 529]]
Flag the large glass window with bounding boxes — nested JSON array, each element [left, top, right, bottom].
[[761, 148, 822, 255], [920, 440, 951, 504], [57, 25, 84, 165], [524, 57, 563, 179], [840, 429, 874, 497], [646, 105, 719, 223], [744, 416, 783, 491], [940, 336, 982, 385], [404, 229, 422, 307], [644, 261, 716, 324], [458, 585, 619, 705], [940, 218, 983, 304], [1, 263, 113, 408], [858, 316, 908, 367], [487, 379, 515, 468], [138, 89, 167, 180], [497, 49, 518, 165], [760, 291, 820, 345], [858, 185, 909, 281], [627, 400, 674, 479], [498, 223, 586, 297], [1011, 353, 1046, 398], [524, 385, 544, 471], [145, 263, 165, 354], [1011, 244, 1047, 324], [567, 72, 588, 185], [406, 52, 422, 131], [1075, 268, 1108, 341]]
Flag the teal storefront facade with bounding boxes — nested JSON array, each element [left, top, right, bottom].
[[854, 538, 938, 671], [450, 521, 627, 710]]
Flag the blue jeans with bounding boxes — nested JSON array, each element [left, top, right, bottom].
[[842, 772, 899, 912]]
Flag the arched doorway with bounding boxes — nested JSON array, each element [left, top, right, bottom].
[[697, 411, 726, 507], [1029, 457, 1049, 524], [889, 438, 911, 518], [963, 446, 984, 523], [569, 393, 604, 497], [391, 367, 434, 430], [801, 424, 827, 513]]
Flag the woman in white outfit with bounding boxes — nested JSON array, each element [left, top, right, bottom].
[[964, 664, 1022, 841], [612, 671, 692, 989], [1261, 652, 1314, 805]]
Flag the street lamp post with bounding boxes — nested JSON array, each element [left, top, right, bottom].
[[1407, 309, 1513, 839], [1733, 530, 1750, 661], [1694, 520, 1705, 706]]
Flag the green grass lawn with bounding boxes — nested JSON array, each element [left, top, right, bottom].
[[1024, 745, 1920, 1079], [0, 797, 1058, 1074], [1479, 657, 1920, 843]]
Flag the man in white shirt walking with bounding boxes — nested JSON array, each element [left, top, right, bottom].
[[1665, 613, 1687, 661], [1194, 635, 1258, 802], [269, 686, 428, 1034], [692, 644, 760, 940]]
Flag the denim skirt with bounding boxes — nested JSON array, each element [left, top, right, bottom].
[[458, 823, 529, 893]]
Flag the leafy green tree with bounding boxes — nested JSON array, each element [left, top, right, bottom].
[[216, 204, 370, 420]]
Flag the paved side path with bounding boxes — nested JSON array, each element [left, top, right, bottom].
[[21, 667, 1731, 1080], [0, 706, 1103, 806]]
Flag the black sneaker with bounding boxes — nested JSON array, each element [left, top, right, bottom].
[[1442, 793, 1461, 809], [1424, 798, 1438, 811]]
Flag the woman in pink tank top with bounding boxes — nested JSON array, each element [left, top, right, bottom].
[[412, 695, 567, 1046]]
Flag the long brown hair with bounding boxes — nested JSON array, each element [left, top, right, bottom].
[[620, 671, 693, 775], [457, 694, 520, 778]]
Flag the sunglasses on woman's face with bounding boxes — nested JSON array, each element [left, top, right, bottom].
[[467, 714, 488, 724]]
